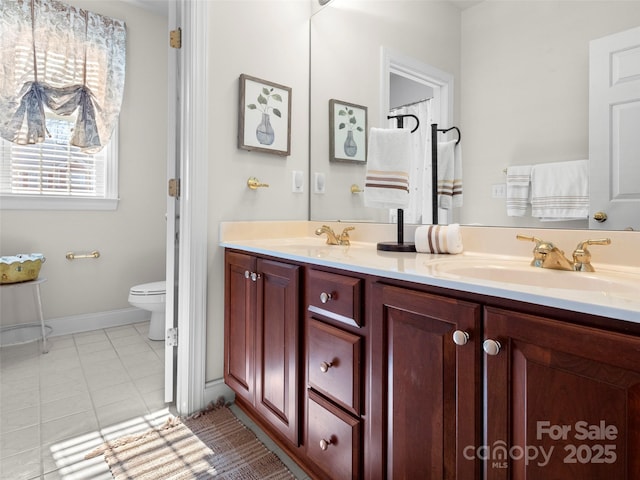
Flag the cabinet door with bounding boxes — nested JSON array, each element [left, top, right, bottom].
[[255, 258, 301, 445], [224, 251, 256, 405], [484, 307, 640, 480], [371, 284, 481, 480]]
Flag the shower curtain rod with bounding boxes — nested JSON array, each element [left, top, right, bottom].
[[390, 96, 432, 111]]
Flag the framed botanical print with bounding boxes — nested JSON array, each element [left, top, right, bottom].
[[238, 74, 292, 156], [329, 99, 367, 163]]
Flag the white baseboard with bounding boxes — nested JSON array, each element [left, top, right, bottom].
[[204, 378, 235, 406], [47, 307, 149, 337]]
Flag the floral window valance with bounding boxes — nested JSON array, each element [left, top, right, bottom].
[[0, 0, 126, 153]]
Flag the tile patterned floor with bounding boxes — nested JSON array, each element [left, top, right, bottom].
[[0, 321, 171, 480], [1, 321, 309, 480]]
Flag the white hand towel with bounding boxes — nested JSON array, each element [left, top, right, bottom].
[[364, 127, 411, 209], [437, 140, 463, 209], [414, 224, 463, 254], [530, 160, 589, 221], [506, 165, 532, 216]]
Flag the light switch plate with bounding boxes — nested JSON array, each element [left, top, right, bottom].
[[491, 183, 507, 198], [292, 170, 304, 193], [314, 172, 326, 194]]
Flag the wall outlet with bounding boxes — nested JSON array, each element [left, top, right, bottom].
[[491, 183, 507, 198], [292, 170, 304, 193], [314, 172, 326, 194]]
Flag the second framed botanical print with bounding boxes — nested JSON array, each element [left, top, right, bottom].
[[329, 99, 367, 163]]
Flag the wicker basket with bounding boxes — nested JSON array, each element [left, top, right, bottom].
[[0, 254, 45, 284]]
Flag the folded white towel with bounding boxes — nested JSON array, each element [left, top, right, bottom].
[[530, 160, 589, 221], [506, 165, 532, 216], [437, 140, 463, 209], [364, 127, 412, 209], [414, 224, 463, 254]]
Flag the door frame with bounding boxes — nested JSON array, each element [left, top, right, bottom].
[[169, 0, 209, 416]]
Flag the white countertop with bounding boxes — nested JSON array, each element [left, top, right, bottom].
[[219, 221, 640, 324]]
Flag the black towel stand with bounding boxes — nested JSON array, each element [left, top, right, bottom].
[[431, 124, 461, 225], [377, 114, 421, 252]]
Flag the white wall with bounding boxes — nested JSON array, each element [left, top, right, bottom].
[[460, 0, 640, 228], [0, 2, 167, 325], [205, 1, 311, 381]]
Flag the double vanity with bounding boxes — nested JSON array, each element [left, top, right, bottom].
[[220, 221, 639, 479]]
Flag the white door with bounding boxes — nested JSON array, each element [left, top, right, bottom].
[[589, 26, 640, 231], [164, 1, 181, 403]]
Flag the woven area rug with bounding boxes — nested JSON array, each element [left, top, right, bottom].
[[86, 402, 295, 479]]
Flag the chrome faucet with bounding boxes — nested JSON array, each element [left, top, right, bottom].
[[315, 225, 354, 246], [517, 235, 611, 272]]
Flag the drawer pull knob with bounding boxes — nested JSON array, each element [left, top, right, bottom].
[[244, 270, 250, 279], [250, 272, 261, 282], [319, 438, 332, 451], [320, 361, 333, 373], [452, 330, 469, 346], [320, 292, 333, 303], [483, 339, 501, 356]]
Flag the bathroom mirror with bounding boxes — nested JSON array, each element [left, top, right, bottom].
[[309, 0, 640, 231]]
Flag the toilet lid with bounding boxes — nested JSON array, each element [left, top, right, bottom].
[[130, 281, 166, 295]]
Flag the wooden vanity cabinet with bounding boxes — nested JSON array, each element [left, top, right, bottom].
[[224, 248, 640, 479], [224, 251, 301, 445], [483, 306, 640, 480], [370, 283, 482, 480]]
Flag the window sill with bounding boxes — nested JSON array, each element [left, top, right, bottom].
[[0, 195, 119, 211]]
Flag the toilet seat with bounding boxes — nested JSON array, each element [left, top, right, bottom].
[[129, 281, 166, 296]]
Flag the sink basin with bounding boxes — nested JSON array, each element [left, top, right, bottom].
[[426, 257, 639, 298]]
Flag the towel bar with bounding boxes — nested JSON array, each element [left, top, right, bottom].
[[66, 251, 100, 260]]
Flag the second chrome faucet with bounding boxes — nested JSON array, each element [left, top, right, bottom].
[[517, 234, 611, 272]]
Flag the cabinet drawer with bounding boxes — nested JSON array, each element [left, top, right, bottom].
[[308, 319, 362, 415], [307, 269, 362, 327], [307, 389, 361, 480]]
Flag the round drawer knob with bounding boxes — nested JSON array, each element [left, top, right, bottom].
[[244, 270, 250, 279], [320, 292, 333, 304], [452, 330, 469, 346], [320, 361, 333, 373], [250, 272, 261, 282], [319, 438, 332, 451], [483, 339, 502, 356]]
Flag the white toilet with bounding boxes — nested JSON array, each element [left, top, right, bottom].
[[128, 281, 166, 341]]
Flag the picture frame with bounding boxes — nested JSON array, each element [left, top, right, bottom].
[[329, 99, 367, 163], [238, 74, 292, 156]]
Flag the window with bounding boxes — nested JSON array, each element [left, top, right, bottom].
[[0, 0, 125, 211], [0, 111, 118, 210]]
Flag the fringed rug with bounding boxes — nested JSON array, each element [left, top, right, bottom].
[[86, 401, 295, 479]]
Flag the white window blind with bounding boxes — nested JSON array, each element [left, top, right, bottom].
[[0, 112, 118, 210]]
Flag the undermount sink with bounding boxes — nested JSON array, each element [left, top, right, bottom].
[[426, 257, 639, 298]]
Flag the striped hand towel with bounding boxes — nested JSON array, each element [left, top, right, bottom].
[[364, 128, 411, 209], [437, 140, 463, 209], [414, 224, 463, 254], [506, 165, 532, 216], [531, 160, 589, 221]]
